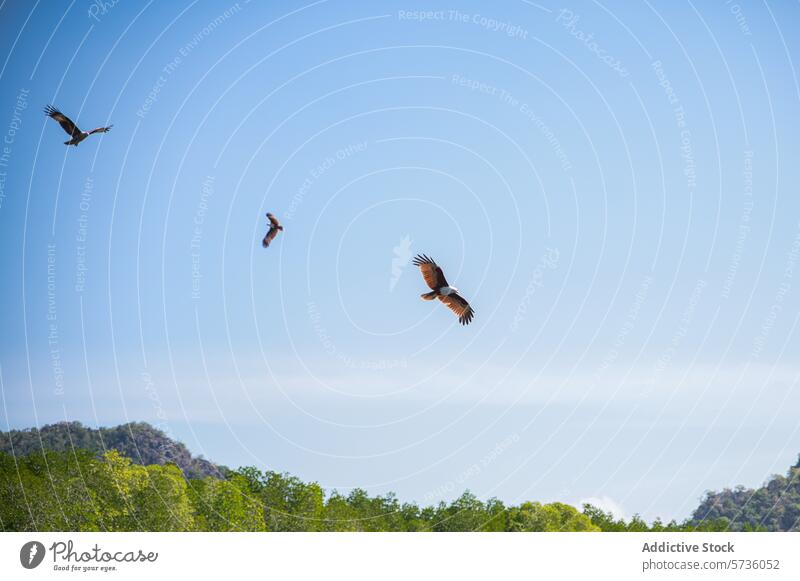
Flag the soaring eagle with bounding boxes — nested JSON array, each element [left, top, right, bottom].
[[412, 254, 474, 325], [262, 212, 283, 248], [44, 105, 112, 146]]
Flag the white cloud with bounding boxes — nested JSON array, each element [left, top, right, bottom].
[[577, 496, 628, 520]]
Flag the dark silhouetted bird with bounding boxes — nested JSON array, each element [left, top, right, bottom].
[[262, 213, 283, 248], [44, 105, 112, 146]]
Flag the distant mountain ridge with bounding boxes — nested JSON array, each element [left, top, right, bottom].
[[0, 421, 224, 479]]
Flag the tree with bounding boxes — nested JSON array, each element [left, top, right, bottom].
[[508, 502, 599, 531], [132, 464, 194, 531], [189, 475, 264, 531]]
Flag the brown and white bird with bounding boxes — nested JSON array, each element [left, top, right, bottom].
[[262, 212, 283, 248], [412, 254, 474, 325], [44, 105, 112, 146]]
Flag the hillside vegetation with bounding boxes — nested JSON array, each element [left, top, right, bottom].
[[691, 457, 800, 531], [0, 421, 222, 479], [2, 421, 796, 531]]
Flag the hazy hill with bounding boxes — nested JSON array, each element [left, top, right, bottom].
[[0, 421, 223, 479], [691, 456, 800, 531]]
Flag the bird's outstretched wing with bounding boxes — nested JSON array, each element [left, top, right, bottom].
[[87, 125, 113, 135], [44, 105, 81, 137], [267, 212, 281, 228], [438, 293, 474, 325], [262, 226, 279, 248], [412, 254, 448, 290]]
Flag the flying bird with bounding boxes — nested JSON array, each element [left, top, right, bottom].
[[262, 212, 283, 248], [412, 254, 474, 325], [44, 105, 112, 146]]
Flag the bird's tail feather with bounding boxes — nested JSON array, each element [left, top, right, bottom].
[[420, 291, 438, 301]]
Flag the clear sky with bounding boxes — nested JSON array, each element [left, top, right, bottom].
[[1, 0, 799, 522]]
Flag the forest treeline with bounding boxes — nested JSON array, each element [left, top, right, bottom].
[[1, 422, 797, 531], [0, 449, 727, 532]]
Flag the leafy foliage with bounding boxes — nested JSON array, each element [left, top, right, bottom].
[[2, 422, 796, 532], [509, 502, 599, 532], [0, 448, 733, 533]]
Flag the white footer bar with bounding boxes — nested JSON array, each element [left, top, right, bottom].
[[1, 533, 797, 579]]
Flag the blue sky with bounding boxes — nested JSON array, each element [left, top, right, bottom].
[[1, 0, 799, 521]]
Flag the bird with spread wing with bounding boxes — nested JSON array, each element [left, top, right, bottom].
[[412, 254, 474, 325], [44, 105, 112, 146], [262, 213, 284, 248]]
